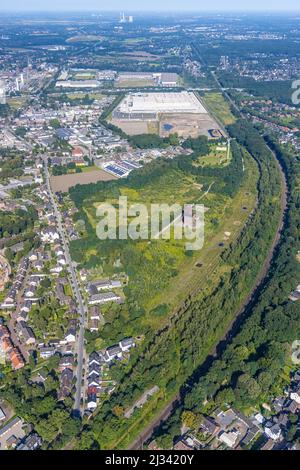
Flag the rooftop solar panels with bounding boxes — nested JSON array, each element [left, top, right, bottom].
[[122, 160, 141, 169], [103, 159, 142, 178], [117, 161, 137, 172], [105, 165, 127, 177]]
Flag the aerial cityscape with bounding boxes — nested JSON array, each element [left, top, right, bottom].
[[0, 2, 300, 457]]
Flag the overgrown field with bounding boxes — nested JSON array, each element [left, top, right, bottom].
[[70, 141, 254, 337], [71, 121, 282, 450], [203, 92, 236, 126]]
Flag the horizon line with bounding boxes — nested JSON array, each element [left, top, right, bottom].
[[1, 9, 300, 13]]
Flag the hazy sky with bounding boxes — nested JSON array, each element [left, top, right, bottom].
[[0, 0, 300, 12]]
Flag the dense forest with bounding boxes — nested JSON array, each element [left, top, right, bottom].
[[0, 206, 38, 239], [0, 149, 25, 181], [219, 73, 296, 106], [0, 360, 82, 449]]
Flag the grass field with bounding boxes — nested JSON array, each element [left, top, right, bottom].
[[115, 79, 156, 88], [193, 143, 231, 167], [7, 97, 28, 109], [203, 92, 236, 126], [67, 92, 104, 100], [74, 73, 96, 80]]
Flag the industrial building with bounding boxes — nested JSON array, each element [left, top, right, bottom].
[[55, 80, 100, 89], [113, 91, 207, 120], [159, 73, 179, 87], [116, 71, 178, 87]]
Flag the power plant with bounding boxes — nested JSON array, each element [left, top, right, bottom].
[[119, 13, 134, 24]]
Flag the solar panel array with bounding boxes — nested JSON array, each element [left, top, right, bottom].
[[103, 160, 142, 178]]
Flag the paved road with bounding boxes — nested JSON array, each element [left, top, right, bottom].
[[44, 158, 87, 416]]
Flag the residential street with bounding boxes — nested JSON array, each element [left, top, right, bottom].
[[44, 158, 87, 415]]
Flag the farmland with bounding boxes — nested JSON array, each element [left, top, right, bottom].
[[50, 169, 116, 192], [115, 79, 156, 88]]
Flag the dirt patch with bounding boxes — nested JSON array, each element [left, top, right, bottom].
[[123, 51, 160, 61], [159, 113, 221, 139], [116, 79, 156, 88], [193, 183, 203, 190], [50, 169, 116, 192], [111, 118, 149, 135], [111, 112, 221, 139]]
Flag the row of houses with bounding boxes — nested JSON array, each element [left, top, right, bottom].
[[13, 270, 47, 349], [0, 325, 25, 370], [58, 353, 74, 401], [1, 258, 29, 309], [38, 333, 76, 359], [85, 339, 136, 412], [86, 352, 103, 411], [88, 305, 105, 333], [101, 337, 136, 364], [87, 279, 123, 306], [161, 369, 300, 451], [0, 416, 41, 450]]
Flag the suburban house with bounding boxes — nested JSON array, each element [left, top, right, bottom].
[[59, 355, 74, 371], [119, 337, 135, 352], [89, 352, 100, 366], [16, 433, 42, 451], [9, 348, 25, 370], [289, 285, 300, 302], [58, 368, 73, 401], [87, 392, 97, 411], [199, 416, 220, 436], [88, 291, 122, 306], [17, 321, 36, 346], [264, 423, 282, 441], [40, 227, 60, 243], [104, 345, 123, 362], [39, 346, 56, 359], [65, 326, 76, 343], [290, 386, 300, 405], [219, 429, 239, 448]]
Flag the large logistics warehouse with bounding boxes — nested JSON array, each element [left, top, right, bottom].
[[113, 91, 207, 120]]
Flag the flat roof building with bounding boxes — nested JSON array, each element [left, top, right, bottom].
[[113, 91, 207, 120], [56, 80, 100, 89]]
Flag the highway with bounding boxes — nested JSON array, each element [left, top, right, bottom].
[[44, 158, 87, 416]]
